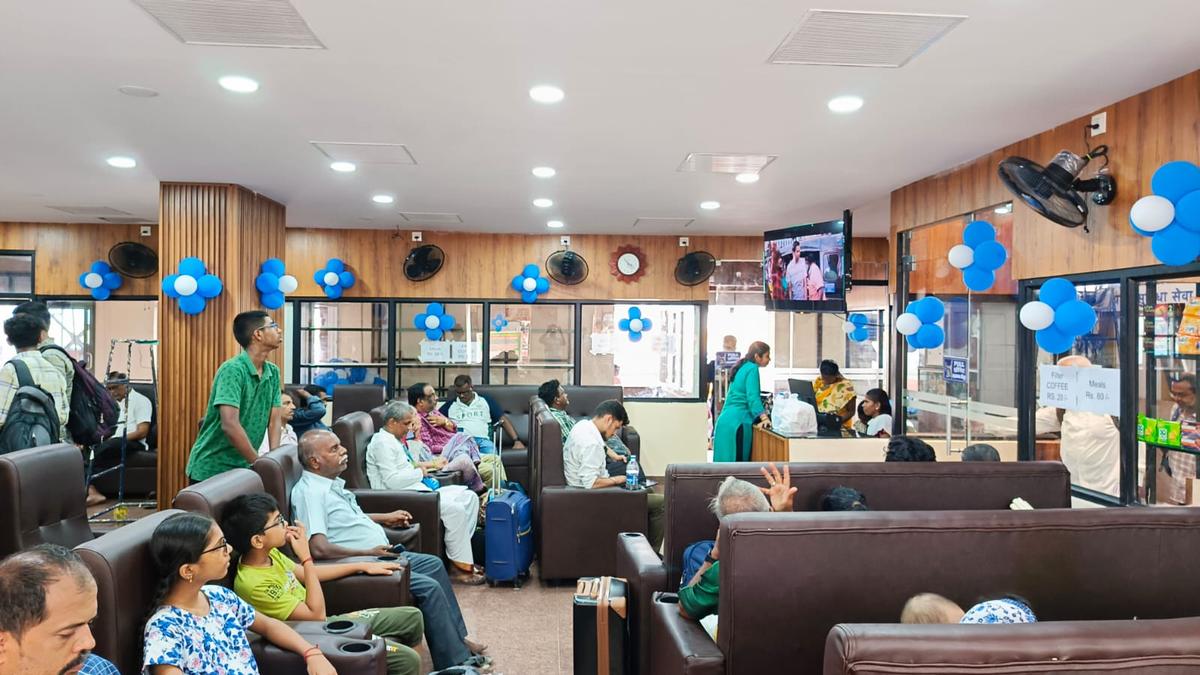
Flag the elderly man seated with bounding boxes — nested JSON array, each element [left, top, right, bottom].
[[439, 374, 525, 454], [290, 429, 491, 672], [538, 379, 643, 482], [407, 382, 506, 488], [366, 401, 483, 584]]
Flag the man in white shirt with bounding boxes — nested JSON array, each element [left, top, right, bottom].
[[562, 399, 664, 550], [439, 374, 524, 454], [366, 400, 482, 581], [1036, 355, 1120, 498], [86, 371, 154, 504], [784, 243, 808, 301]]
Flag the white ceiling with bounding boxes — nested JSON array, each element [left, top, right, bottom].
[[2, 1, 1199, 236]]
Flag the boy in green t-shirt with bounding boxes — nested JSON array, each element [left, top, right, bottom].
[[222, 493, 425, 675]]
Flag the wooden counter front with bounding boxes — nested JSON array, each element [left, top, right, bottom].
[[750, 427, 1020, 463]]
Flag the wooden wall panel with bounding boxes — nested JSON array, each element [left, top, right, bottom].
[[157, 183, 285, 508], [853, 237, 889, 281], [0, 222, 159, 296], [892, 70, 1200, 280]]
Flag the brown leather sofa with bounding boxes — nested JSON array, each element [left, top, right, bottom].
[[650, 508, 1200, 674], [92, 381, 158, 497], [332, 384, 387, 423], [618, 461, 1071, 675], [76, 509, 388, 675], [172, 467, 415, 612], [474, 384, 538, 490], [824, 618, 1200, 673], [0, 443, 94, 557], [252, 444, 439, 559]]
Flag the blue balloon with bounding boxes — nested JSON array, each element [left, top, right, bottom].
[[90, 260, 111, 274], [349, 367, 367, 383], [913, 296, 945, 323], [1151, 161, 1200, 203], [522, 264, 539, 278], [178, 257, 206, 278], [916, 324, 945, 349], [1054, 299, 1097, 336], [492, 319, 504, 331], [92, 287, 111, 301], [325, 284, 343, 300], [535, 276, 550, 293], [629, 331, 643, 342], [640, 318, 653, 331], [972, 240, 1008, 271], [179, 294, 206, 315], [441, 314, 455, 330], [511, 275, 524, 292], [851, 327, 869, 342], [521, 290, 537, 303], [197, 274, 223, 299], [963, 266, 995, 292], [413, 313, 428, 330], [905, 298, 927, 317], [78, 272, 90, 288], [1036, 325, 1075, 354], [1038, 278, 1077, 308], [338, 271, 356, 288], [425, 328, 443, 341], [262, 258, 286, 276], [256, 272, 280, 293], [849, 312, 869, 327], [1151, 224, 1200, 266], [314, 270, 327, 285], [161, 274, 180, 298], [325, 258, 345, 273], [1173, 190, 1200, 232], [427, 302, 444, 316], [963, 221, 997, 247], [261, 291, 285, 309], [102, 272, 123, 290], [629, 306, 642, 320], [619, 318, 630, 331]]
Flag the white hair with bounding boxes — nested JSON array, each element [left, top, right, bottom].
[[381, 400, 416, 425], [709, 476, 771, 519]]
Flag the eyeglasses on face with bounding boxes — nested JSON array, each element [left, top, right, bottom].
[[262, 515, 286, 532], [202, 537, 230, 555]]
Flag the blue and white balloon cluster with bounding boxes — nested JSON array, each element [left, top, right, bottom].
[[491, 314, 509, 332], [78, 260, 123, 300], [1019, 277, 1096, 354], [413, 302, 456, 341], [254, 258, 298, 310], [511, 264, 550, 303], [313, 361, 385, 394], [895, 296, 946, 349], [841, 312, 870, 342], [1129, 161, 1200, 266], [947, 221, 1008, 292], [162, 257, 223, 315], [314, 258, 356, 299], [618, 307, 653, 342]]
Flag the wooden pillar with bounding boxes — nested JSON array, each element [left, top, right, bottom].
[[157, 183, 285, 508]]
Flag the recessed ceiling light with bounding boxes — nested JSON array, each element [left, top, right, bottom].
[[330, 161, 357, 173], [218, 75, 259, 93], [827, 95, 864, 114], [700, 201, 721, 210], [117, 85, 159, 98], [529, 85, 565, 104], [371, 194, 394, 204], [547, 220, 564, 229], [735, 172, 760, 184], [532, 198, 554, 208], [106, 156, 137, 169], [531, 166, 556, 178]]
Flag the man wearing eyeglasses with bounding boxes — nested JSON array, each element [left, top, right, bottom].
[[186, 310, 284, 483]]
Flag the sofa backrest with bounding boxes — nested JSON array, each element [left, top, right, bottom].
[[533, 407, 568, 493], [662, 461, 1070, 581], [253, 444, 305, 522], [331, 384, 386, 423], [172, 468, 266, 524], [332, 411, 375, 489], [130, 382, 158, 449], [474, 385, 538, 447], [718, 508, 1200, 674], [0, 443, 93, 557]]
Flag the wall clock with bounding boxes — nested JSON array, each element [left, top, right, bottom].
[[610, 245, 647, 283]]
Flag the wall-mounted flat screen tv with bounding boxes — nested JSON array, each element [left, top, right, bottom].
[[763, 209, 851, 312]]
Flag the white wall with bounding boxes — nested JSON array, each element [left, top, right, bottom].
[[626, 400, 709, 476]]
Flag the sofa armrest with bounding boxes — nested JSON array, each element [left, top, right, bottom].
[[317, 556, 412, 613], [616, 532, 669, 675], [649, 593, 724, 675], [621, 425, 641, 457], [539, 486, 649, 580], [350, 489, 441, 558], [252, 632, 387, 674]]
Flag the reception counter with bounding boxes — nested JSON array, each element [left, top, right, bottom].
[[751, 426, 1020, 463]]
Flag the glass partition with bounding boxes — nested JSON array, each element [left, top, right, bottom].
[[581, 303, 700, 398], [397, 302, 483, 393], [299, 301, 389, 391], [488, 303, 574, 386]]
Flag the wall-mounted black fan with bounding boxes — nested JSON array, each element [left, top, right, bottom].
[[998, 145, 1116, 228], [545, 250, 588, 285], [107, 241, 158, 278], [403, 244, 445, 282], [675, 251, 716, 286]]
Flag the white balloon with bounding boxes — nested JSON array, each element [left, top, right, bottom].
[[947, 244, 975, 270], [84, 272, 103, 289], [522, 277, 537, 292], [174, 275, 198, 297], [895, 312, 922, 336], [277, 275, 298, 294], [1019, 301, 1056, 331], [629, 318, 644, 332], [424, 315, 440, 329], [842, 321, 856, 334], [323, 271, 340, 286], [1130, 195, 1175, 233]]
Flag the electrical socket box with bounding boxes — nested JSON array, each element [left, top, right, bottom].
[[678, 236, 690, 247], [411, 231, 423, 242], [140, 225, 152, 237], [1091, 111, 1107, 136], [560, 235, 570, 247]]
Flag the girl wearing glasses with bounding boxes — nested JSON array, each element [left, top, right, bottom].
[[142, 512, 336, 675]]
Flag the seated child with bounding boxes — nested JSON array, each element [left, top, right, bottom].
[[901, 593, 1038, 624], [221, 493, 425, 675]]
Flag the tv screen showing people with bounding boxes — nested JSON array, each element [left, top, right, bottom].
[[763, 210, 851, 312]]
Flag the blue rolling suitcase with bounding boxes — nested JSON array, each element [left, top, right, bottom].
[[484, 489, 533, 587]]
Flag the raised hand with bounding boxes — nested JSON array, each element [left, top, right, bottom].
[[287, 520, 311, 560], [759, 462, 797, 512]]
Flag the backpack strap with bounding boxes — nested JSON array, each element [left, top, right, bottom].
[[38, 343, 77, 364], [7, 358, 34, 388]]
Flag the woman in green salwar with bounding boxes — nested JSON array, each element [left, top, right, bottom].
[[713, 341, 772, 462]]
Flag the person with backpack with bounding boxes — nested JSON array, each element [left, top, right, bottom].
[[13, 302, 73, 423], [0, 314, 69, 453]]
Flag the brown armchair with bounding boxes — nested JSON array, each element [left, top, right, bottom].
[[473, 384, 538, 490], [0, 443, 94, 558], [331, 384, 387, 422]]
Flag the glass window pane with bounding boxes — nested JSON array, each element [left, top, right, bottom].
[[0, 254, 33, 295], [299, 301, 389, 391], [488, 303, 574, 387], [398, 302, 484, 393], [45, 300, 93, 363], [581, 304, 699, 399], [92, 300, 158, 381]]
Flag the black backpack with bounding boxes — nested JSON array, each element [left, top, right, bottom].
[[39, 344, 118, 446], [0, 358, 62, 455]]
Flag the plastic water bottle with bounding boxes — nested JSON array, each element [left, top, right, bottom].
[[626, 455, 639, 490]]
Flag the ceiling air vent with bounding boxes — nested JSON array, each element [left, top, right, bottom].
[[633, 217, 695, 230], [132, 0, 325, 49], [311, 142, 417, 165], [400, 213, 463, 225], [98, 217, 155, 224], [768, 10, 966, 68], [678, 153, 777, 174], [46, 206, 133, 216]]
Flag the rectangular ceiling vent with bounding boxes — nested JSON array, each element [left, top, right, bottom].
[[633, 217, 695, 229], [400, 212, 463, 225], [98, 216, 155, 224], [46, 206, 133, 216], [768, 10, 966, 68], [311, 142, 417, 165], [132, 0, 325, 49], [677, 153, 777, 174]]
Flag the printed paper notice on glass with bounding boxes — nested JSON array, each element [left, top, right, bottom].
[[1038, 365, 1120, 416], [419, 340, 451, 363]]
